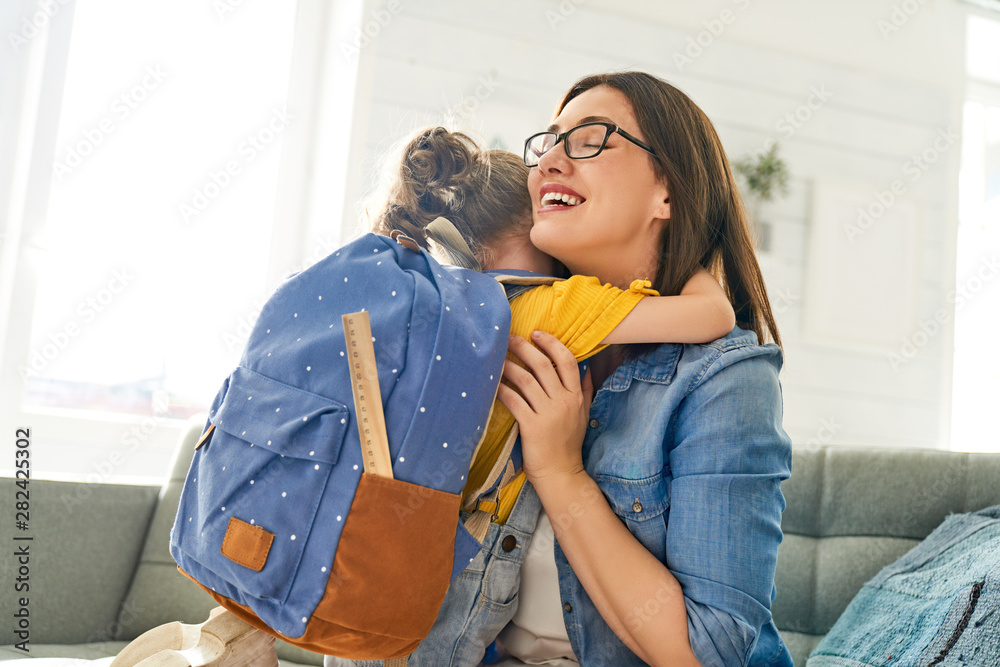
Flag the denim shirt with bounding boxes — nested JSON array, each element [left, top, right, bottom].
[[325, 326, 793, 667]]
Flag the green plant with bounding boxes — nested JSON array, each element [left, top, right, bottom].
[[733, 143, 790, 203]]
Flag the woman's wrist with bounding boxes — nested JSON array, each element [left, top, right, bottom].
[[529, 467, 606, 542], [527, 465, 590, 502]]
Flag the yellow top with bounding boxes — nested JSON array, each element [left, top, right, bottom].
[[461, 275, 658, 524]]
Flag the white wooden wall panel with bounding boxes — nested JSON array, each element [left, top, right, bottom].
[[343, 0, 961, 449], [390, 5, 950, 124], [782, 386, 938, 449]]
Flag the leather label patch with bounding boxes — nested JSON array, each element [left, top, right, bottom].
[[221, 516, 274, 572]]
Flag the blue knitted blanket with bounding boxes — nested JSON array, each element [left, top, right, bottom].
[[809, 504, 1000, 666]]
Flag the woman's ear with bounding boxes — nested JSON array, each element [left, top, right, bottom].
[[646, 180, 670, 227], [653, 195, 670, 221]]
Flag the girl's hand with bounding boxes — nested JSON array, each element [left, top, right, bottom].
[[497, 331, 595, 485]]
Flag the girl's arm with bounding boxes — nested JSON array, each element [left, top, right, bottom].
[[601, 268, 735, 345]]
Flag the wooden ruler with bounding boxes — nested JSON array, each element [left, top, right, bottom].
[[342, 312, 394, 479]]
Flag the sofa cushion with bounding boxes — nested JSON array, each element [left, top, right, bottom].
[[783, 446, 977, 538], [0, 479, 158, 646], [114, 418, 221, 640], [779, 631, 823, 667], [774, 534, 919, 635]]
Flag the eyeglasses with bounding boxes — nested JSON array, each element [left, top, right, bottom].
[[523, 121, 657, 167]]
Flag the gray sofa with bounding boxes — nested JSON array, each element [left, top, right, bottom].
[[0, 418, 322, 667], [2, 419, 999, 666]]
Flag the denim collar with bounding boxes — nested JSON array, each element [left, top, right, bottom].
[[603, 342, 683, 392], [603, 327, 762, 392]]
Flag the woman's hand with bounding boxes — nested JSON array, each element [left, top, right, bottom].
[[497, 331, 594, 485]]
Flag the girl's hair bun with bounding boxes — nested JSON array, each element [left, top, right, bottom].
[[376, 127, 480, 247], [369, 126, 532, 267]]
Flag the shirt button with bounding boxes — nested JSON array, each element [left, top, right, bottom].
[[588, 419, 599, 429], [501, 535, 517, 552], [563, 602, 573, 613], [632, 499, 643, 513]]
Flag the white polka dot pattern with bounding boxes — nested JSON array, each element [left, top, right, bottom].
[[170, 233, 515, 642]]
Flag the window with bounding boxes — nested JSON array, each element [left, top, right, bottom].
[[952, 14, 1000, 452], [1, 0, 300, 481]]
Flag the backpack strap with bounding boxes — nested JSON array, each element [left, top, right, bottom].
[[424, 217, 482, 271], [462, 425, 520, 543], [490, 272, 561, 285], [461, 274, 560, 542], [491, 271, 560, 300]]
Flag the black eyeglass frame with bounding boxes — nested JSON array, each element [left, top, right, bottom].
[[523, 121, 657, 167]]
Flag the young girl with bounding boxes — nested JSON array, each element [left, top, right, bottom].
[[367, 126, 736, 525]]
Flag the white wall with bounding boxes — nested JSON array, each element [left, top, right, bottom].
[[327, 0, 968, 449]]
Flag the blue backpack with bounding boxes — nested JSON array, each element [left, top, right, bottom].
[[169, 231, 524, 662]]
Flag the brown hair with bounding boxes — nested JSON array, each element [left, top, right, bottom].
[[557, 72, 782, 347], [368, 126, 531, 269]]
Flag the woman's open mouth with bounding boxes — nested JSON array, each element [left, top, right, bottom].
[[538, 184, 586, 211], [541, 192, 584, 207]]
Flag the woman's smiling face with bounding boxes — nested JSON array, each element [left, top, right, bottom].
[[527, 85, 670, 287]]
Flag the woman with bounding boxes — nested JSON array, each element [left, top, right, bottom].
[[492, 71, 791, 667], [328, 71, 791, 667]]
